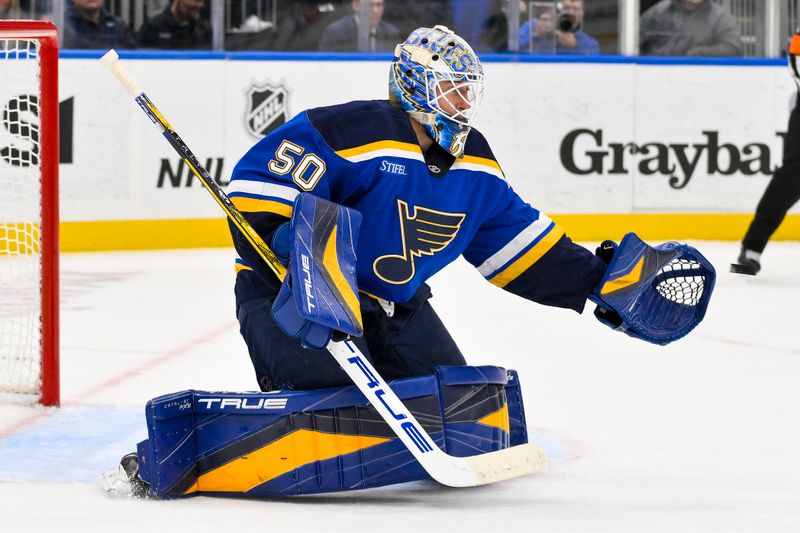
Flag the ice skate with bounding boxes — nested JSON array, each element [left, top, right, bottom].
[[100, 452, 151, 499], [730, 249, 761, 276]]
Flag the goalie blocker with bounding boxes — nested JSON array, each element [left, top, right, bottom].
[[271, 193, 363, 350], [130, 365, 529, 498]]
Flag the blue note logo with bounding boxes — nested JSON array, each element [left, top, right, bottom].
[[373, 199, 465, 284]]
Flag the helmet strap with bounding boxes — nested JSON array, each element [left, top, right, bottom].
[[409, 110, 436, 126]]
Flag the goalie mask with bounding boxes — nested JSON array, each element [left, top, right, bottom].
[[389, 25, 485, 158]]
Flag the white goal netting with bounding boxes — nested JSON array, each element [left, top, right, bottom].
[[0, 38, 44, 398]]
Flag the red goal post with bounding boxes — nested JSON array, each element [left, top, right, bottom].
[[0, 20, 59, 406]]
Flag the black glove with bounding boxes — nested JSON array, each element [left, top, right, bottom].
[[592, 240, 623, 328]]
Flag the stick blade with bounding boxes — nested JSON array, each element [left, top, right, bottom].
[[464, 443, 549, 486]]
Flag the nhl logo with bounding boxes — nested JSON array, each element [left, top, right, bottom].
[[244, 80, 289, 138]]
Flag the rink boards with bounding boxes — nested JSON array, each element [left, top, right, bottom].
[[2, 52, 798, 249]]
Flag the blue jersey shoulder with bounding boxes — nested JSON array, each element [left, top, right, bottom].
[[462, 126, 496, 162], [307, 100, 417, 152]]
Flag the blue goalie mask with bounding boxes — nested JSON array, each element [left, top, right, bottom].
[[389, 25, 485, 158]]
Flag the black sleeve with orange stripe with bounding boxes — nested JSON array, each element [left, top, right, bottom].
[[503, 235, 606, 313]]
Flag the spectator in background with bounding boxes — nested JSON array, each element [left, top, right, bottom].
[[0, 0, 18, 55], [640, 0, 743, 56], [0, 0, 21, 19], [138, 0, 211, 50], [230, 1, 340, 51], [519, 0, 599, 55], [319, 0, 400, 52], [385, 0, 449, 38], [24, 0, 54, 18], [451, 0, 491, 51], [63, 0, 136, 49]]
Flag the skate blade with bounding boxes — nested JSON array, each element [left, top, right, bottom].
[[730, 263, 758, 275]]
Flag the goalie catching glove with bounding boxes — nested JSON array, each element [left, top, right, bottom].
[[589, 233, 716, 345], [271, 193, 364, 350]]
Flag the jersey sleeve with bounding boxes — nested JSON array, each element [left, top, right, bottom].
[[463, 188, 606, 313], [227, 112, 335, 287]]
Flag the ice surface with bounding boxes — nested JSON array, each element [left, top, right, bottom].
[[1, 242, 799, 533]]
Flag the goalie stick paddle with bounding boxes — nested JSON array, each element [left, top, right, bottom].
[[99, 49, 549, 487]]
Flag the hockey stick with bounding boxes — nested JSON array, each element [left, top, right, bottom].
[[99, 49, 548, 487]]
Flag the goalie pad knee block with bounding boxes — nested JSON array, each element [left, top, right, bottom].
[[133, 365, 530, 498], [272, 193, 363, 350], [589, 232, 716, 345]]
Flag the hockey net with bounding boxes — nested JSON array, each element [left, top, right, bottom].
[[0, 21, 59, 406]]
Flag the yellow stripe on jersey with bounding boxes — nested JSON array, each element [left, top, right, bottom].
[[334, 140, 506, 179], [488, 225, 566, 288], [459, 154, 503, 173], [191, 429, 389, 493], [335, 140, 422, 159], [230, 196, 293, 217]]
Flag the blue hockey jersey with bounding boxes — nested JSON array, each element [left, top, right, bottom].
[[228, 100, 604, 311]]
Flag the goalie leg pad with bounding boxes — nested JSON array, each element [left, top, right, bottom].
[[589, 232, 716, 345], [134, 365, 529, 498]]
